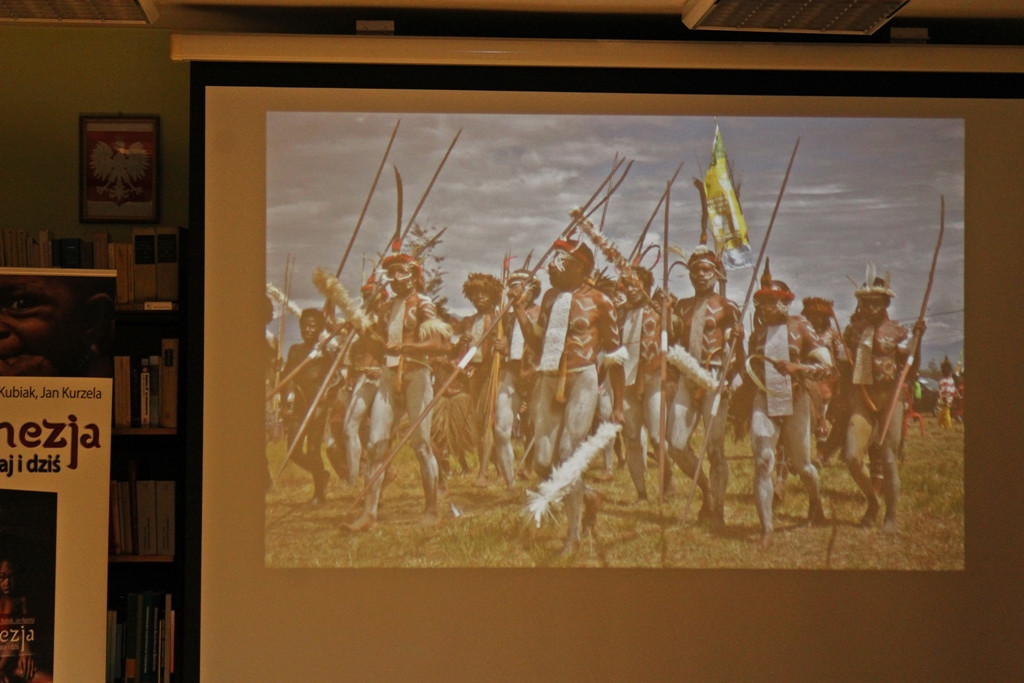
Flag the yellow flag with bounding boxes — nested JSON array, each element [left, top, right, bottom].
[[704, 124, 753, 270]]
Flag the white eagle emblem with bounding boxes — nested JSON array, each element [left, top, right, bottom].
[[88, 136, 150, 204]]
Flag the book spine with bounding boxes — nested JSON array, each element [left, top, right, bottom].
[[148, 354, 161, 426], [127, 461, 139, 556], [132, 227, 158, 302], [93, 231, 110, 269], [155, 480, 175, 556], [136, 480, 157, 556], [138, 357, 150, 427], [58, 237, 83, 268], [155, 226, 179, 302], [109, 480, 122, 555], [159, 339, 179, 429]]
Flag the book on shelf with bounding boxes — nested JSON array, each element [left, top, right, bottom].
[[109, 476, 176, 559], [132, 227, 158, 302], [135, 479, 158, 556], [93, 230, 110, 270], [148, 354, 161, 425], [122, 591, 143, 683], [154, 226, 179, 302], [139, 358, 150, 428], [37, 229, 53, 267], [117, 480, 134, 555], [57, 236, 83, 268], [127, 461, 140, 556], [108, 592, 174, 683], [109, 480, 123, 555], [113, 340, 179, 431], [159, 339, 179, 429], [16, 228, 28, 266], [114, 355, 132, 428], [81, 239, 95, 268], [155, 480, 176, 556]]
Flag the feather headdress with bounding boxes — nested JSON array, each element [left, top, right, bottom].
[[576, 216, 630, 274], [523, 422, 622, 527], [854, 262, 896, 300]]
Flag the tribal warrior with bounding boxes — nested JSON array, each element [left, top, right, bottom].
[[337, 276, 388, 486], [842, 266, 924, 532], [280, 308, 334, 506], [515, 236, 625, 555], [492, 268, 543, 488], [666, 245, 744, 527], [614, 265, 663, 501], [745, 262, 831, 548], [454, 272, 508, 487], [348, 252, 451, 531]]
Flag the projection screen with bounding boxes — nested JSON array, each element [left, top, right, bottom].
[[191, 38, 1023, 679]]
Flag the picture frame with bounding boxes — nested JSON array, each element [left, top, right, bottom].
[[79, 114, 159, 223]]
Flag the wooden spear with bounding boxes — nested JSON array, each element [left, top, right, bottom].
[[877, 195, 944, 446], [658, 178, 671, 504]]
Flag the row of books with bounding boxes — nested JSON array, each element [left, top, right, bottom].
[[109, 476, 176, 557], [114, 339, 179, 430], [1, 226, 180, 306], [107, 591, 175, 683]]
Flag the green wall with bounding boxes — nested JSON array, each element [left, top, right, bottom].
[[0, 25, 189, 242]]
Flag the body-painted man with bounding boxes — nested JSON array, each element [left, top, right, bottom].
[[800, 296, 849, 464], [491, 268, 543, 489], [842, 267, 924, 532], [337, 277, 387, 486], [745, 262, 831, 548], [348, 253, 451, 531], [614, 265, 663, 501], [515, 237, 624, 554], [665, 246, 744, 527]]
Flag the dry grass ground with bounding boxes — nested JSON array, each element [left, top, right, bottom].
[[264, 419, 964, 569]]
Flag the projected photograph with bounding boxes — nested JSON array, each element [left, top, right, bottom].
[[263, 112, 964, 569]]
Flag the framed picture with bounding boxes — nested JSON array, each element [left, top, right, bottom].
[[79, 115, 159, 223]]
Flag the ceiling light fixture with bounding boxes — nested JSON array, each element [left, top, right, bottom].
[[681, 0, 910, 35], [0, 0, 157, 24]]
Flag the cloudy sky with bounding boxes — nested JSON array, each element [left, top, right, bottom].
[[266, 112, 964, 370]]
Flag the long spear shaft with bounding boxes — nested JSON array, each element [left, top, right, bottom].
[[658, 178, 671, 505], [629, 161, 685, 263], [598, 153, 617, 232], [334, 120, 400, 279], [877, 195, 944, 445], [400, 128, 462, 245], [346, 158, 632, 514], [681, 137, 801, 523]]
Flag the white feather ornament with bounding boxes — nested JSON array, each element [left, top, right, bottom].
[[523, 422, 622, 527], [602, 346, 629, 367], [311, 267, 375, 332], [266, 282, 302, 319], [418, 317, 454, 342], [666, 344, 717, 392]]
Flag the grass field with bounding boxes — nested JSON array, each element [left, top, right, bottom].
[[265, 420, 964, 569]]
